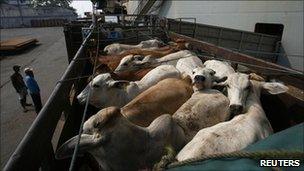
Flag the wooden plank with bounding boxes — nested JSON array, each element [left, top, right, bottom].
[[0, 37, 38, 51]]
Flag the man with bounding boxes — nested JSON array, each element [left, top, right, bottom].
[[10, 65, 32, 112], [24, 68, 42, 114]]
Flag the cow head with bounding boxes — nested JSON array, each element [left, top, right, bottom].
[[215, 72, 288, 116], [103, 43, 121, 55], [55, 107, 146, 170], [77, 73, 130, 108], [114, 54, 152, 73], [215, 72, 250, 116], [56, 107, 180, 170], [140, 38, 165, 47], [192, 67, 227, 91]]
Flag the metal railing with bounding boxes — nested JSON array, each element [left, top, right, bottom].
[[167, 18, 284, 62]]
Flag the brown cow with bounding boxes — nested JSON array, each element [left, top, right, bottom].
[[121, 75, 194, 127], [96, 39, 189, 71]]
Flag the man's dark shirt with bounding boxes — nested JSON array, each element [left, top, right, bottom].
[[10, 72, 26, 93]]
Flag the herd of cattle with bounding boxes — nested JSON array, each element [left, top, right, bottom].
[[56, 39, 289, 170]]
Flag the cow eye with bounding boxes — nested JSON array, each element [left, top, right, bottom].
[[94, 122, 100, 128], [92, 84, 100, 88], [192, 71, 195, 74], [137, 56, 144, 61]]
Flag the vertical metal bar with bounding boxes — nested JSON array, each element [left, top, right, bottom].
[[239, 32, 244, 51], [257, 35, 263, 58], [274, 41, 281, 62], [218, 28, 223, 46], [17, 0, 24, 26], [179, 18, 181, 34], [192, 18, 196, 38]]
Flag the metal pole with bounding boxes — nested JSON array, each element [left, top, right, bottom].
[[16, 0, 24, 26]]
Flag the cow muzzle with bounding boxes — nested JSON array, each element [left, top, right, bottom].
[[229, 104, 243, 118], [194, 75, 206, 82]]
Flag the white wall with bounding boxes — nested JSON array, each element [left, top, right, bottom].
[[126, 0, 303, 71]]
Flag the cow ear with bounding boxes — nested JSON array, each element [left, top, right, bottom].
[[214, 76, 227, 83], [249, 73, 265, 81], [185, 43, 191, 49], [213, 79, 228, 87], [168, 41, 176, 46], [108, 80, 130, 89], [262, 82, 288, 95], [143, 55, 153, 62]]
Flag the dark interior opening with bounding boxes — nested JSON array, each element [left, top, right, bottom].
[[260, 94, 304, 133], [255, 23, 284, 40]]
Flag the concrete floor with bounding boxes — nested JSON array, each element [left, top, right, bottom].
[[0, 27, 69, 168]]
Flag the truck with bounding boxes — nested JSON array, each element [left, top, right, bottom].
[[4, 14, 304, 171]]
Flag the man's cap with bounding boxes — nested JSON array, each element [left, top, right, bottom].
[[24, 67, 33, 73], [13, 65, 21, 70]]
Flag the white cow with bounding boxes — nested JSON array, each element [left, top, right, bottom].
[[215, 72, 265, 116], [77, 65, 180, 108], [204, 60, 260, 116], [176, 74, 288, 161], [104, 39, 163, 55], [114, 50, 203, 79], [204, 60, 235, 79], [173, 67, 230, 142]]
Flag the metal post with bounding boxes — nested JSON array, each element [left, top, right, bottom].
[[16, 0, 24, 27], [218, 28, 223, 46], [192, 18, 197, 38], [238, 32, 244, 50], [178, 18, 181, 34], [257, 35, 263, 58]]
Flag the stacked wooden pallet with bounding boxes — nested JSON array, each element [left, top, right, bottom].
[[0, 37, 38, 52]]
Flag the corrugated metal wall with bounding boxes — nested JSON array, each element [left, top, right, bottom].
[[0, 3, 77, 28]]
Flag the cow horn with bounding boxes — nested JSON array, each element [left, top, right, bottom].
[[55, 133, 108, 160], [249, 73, 265, 81]]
